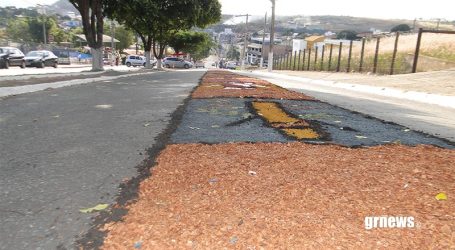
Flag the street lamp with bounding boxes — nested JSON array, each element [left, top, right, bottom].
[[235, 14, 250, 70], [268, 0, 276, 72], [260, 12, 267, 68]]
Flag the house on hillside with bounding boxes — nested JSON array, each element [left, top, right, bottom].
[[245, 37, 288, 64]]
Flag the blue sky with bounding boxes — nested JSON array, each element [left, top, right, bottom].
[[1, 0, 454, 21]]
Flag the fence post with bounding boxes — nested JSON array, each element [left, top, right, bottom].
[[307, 48, 311, 70], [279, 55, 283, 70], [412, 28, 423, 73], [373, 37, 380, 74], [320, 45, 325, 71], [328, 44, 333, 71], [359, 38, 366, 72], [288, 52, 292, 70], [287, 52, 292, 70], [301, 49, 306, 71], [314, 46, 318, 70], [293, 51, 297, 70], [347, 40, 353, 72], [284, 53, 288, 70], [297, 50, 302, 71], [336, 42, 342, 72], [390, 32, 400, 75]]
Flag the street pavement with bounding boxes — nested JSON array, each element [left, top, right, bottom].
[[239, 71, 455, 142], [0, 68, 454, 248], [0, 70, 204, 249]]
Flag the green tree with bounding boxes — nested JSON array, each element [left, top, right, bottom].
[[336, 30, 358, 40], [105, 0, 221, 68], [103, 23, 134, 53], [167, 31, 212, 58], [391, 24, 411, 32], [6, 18, 31, 42], [50, 28, 73, 44], [69, 0, 105, 71], [114, 25, 134, 52], [187, 33, 214, 61], [28, 16, 58, 43], [226, 44, 240, 61]]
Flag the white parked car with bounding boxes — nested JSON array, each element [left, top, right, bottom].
[[195, 60, 205, 68], [226, 61, 237, 69], [125, 55, 156, 67]]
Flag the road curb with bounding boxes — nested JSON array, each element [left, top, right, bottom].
[[0, 70, 160, 98]]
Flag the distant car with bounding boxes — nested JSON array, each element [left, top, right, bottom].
[[226, 61, 237, 70], [0, 47, 26, 69], [195, 60, 205, 68], [163, 57, 193, 69], [24, 50, 58, 68], [125, 55, 156, 67], [125, 55, 145, 67]]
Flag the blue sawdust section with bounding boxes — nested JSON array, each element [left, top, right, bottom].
[[171, 98, 454, 148]]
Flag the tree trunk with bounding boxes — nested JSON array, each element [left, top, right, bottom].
[[144, 50, 152, 69], [153, 40, 164, 69], [91, 47, 103, 71], [70, 0, 104, 71]]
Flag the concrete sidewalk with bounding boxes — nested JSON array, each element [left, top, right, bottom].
[[248, 69, 455, 109], [254, 69, 455, 96]]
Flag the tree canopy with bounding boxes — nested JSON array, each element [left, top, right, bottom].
[[391, 24, 411, 32], [105, 0, 221, 67], [226, 44, 240, 61], [167, 31, 214, 60], [336, 30, 358, 40]]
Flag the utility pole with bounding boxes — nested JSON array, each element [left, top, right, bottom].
[[37, 4, 47, 45], [260, 12, 267, 68], [236, 14, 250, 70], [268, 0, 276, 72], [110, 20, 115, 66]]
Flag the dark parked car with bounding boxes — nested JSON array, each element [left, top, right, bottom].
[[24, 50, 58, 68], [0, 47, 26, 69]]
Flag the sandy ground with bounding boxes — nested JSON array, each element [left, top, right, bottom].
[[264, 69, 455, 96], [102, 143, 455, 249]]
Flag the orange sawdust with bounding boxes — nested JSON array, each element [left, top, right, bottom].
[[192, 70, 314, 100], [283, 128, 320, 139], [102, 143, 455, 249], [252, 101, 320, 139], [252, 102, 302, 124]]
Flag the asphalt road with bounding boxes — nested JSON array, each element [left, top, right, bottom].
[[240, 71, 455, 142], [0, 70, 204, 249]]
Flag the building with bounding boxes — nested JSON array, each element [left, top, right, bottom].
[[246, 37, 289, 64], [304, 35, 325, 49], [218, 28, 236, 45]]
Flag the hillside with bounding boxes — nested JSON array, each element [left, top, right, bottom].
[[47, 0, 78, 16], [212, 15, 455, 34]]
